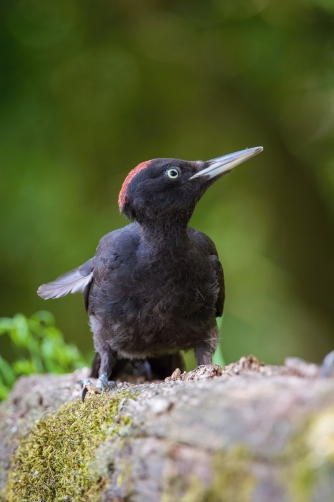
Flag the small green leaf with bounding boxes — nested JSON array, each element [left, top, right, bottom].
[[0, 354, 16, 386], [31, 310, 55, 327], [0, 318, 14, 334], [0, 382, 10, 400], [0, 312, 89, 399], [13, 359, 38, 375]]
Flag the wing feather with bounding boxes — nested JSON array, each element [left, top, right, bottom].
[[188, 227, 225, 317], [37, 258, 94, 300]]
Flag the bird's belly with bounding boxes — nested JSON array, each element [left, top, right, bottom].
[[92, 281, 217, 358], [112, 314, 211, 358], [89, 250, 220, 358]]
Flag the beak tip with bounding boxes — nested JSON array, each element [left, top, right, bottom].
[[190, 145, 264, 180]]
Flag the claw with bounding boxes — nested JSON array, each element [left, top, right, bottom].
[[319, 350, 334, 378], [80, 373, 116, 403], [80, 378, 102, 402]]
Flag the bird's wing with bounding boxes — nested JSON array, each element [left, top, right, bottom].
[[188, 228, 225, 317], [86, 223, 141, 313], [37, 258, 94, 300], [210, 254, 225, 317], [37, 224, 140, 310]]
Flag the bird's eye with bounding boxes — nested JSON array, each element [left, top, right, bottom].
[[165, 168, 180, 179]]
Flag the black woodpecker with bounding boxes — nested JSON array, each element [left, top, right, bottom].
[[38, 147, 263, 399]]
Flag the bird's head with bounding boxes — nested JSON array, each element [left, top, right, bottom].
[[118, 147, 263, 225]]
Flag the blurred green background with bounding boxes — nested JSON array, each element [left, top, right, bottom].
[[1, 0, 334, 368]]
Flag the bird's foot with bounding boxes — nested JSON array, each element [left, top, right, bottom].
[[96, 373, 116, 392], [80, 379, 102, 402], [80, 373, 115, 402], [319, 350, 334, 378]]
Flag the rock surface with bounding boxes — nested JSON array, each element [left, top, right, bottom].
[[0, 356, 334, 501]]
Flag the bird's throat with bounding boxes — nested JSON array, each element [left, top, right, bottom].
[[140, 220, 191, 252]]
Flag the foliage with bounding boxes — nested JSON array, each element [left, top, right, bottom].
[[0, 311, 90, 400], [1, 0, 334, 366]]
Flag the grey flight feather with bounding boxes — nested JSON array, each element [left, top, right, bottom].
[[37, 258, 94, 300]]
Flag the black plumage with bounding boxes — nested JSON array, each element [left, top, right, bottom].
[[38, 148, 262, 391]]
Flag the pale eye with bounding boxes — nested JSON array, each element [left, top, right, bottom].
[[165, 167, 180, 179]]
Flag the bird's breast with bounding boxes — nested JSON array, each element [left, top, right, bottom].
[[89, 242, 219, 355]]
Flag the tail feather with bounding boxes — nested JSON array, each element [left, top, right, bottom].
[[37, 268, 93, 300]]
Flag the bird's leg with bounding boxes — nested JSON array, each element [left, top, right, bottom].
[[319, 350, 334, 378], [195, 328, 219, 367], [195, 345, 214, 366], [143, 360, 153, 380], [195, 343, 216, 366], [96, 349, 117, 391], [81, 348, 117, 402]]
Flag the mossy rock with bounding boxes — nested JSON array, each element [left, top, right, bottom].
[[1, 360, 334, 502]]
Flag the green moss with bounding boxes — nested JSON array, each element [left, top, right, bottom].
[[4, 389, 334, 502], [3, 390, 136, 502], [163, 405, 334, 502], [208, 449, 255, 502], [287, 405, 334, 502], [163, 447, 255, 502]]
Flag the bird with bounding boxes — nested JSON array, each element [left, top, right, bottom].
[[38, 147, 263, 399]]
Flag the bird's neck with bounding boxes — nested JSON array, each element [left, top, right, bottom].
[[140, 219, 190, 249]]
